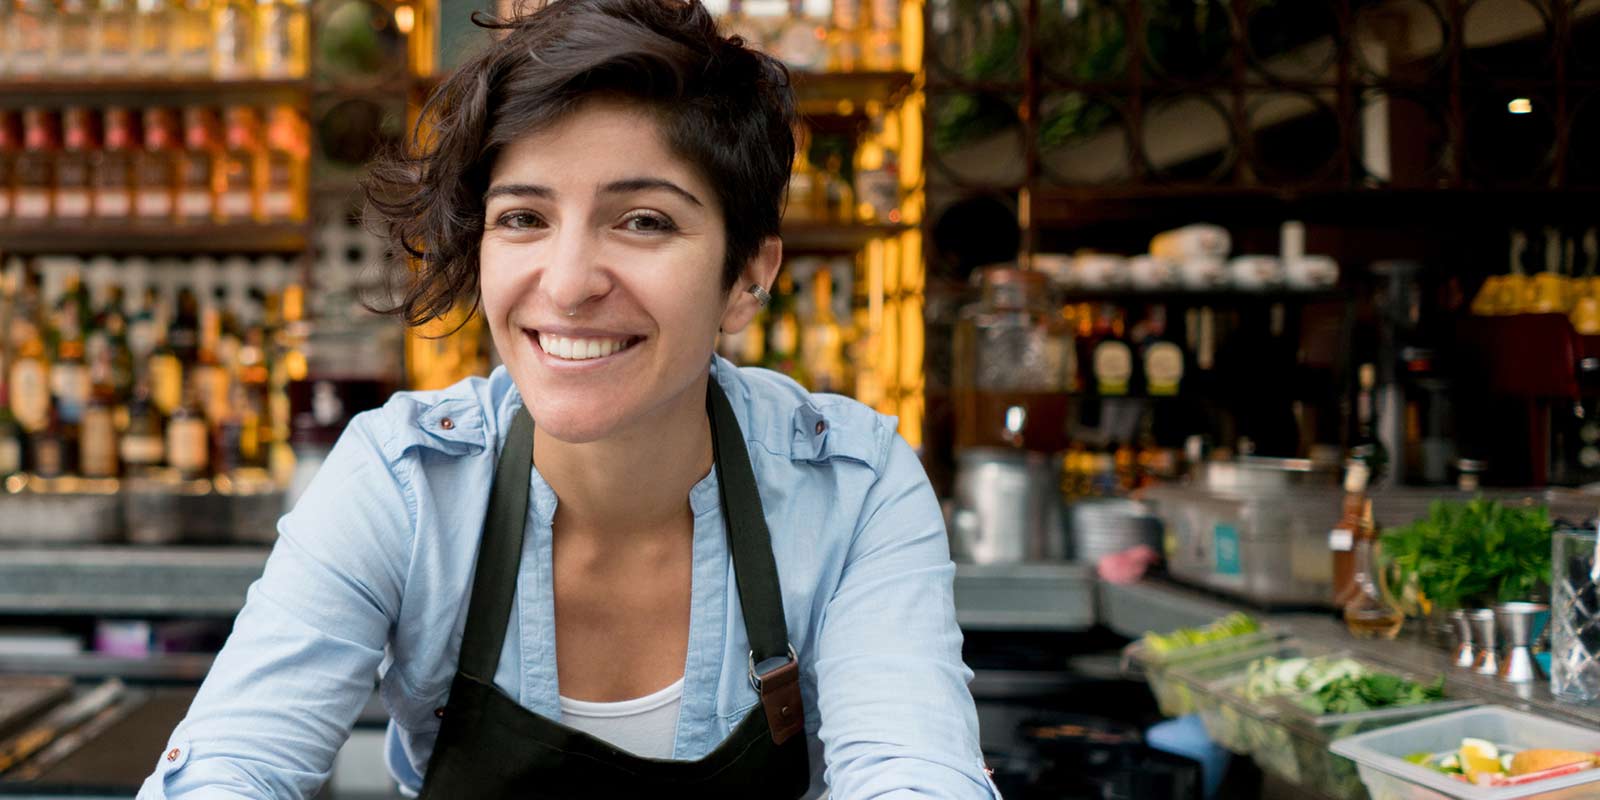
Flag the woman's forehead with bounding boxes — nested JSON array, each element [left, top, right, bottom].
[[490, 100, 696, 187]]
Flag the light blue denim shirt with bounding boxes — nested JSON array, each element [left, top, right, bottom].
[[138, 356, 999, 799]]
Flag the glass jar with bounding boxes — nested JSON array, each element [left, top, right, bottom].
[[951, 267, 1076, 453], [1553, 529, 1600, 704]]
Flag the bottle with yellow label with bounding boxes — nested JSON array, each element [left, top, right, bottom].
[[166, 379, 210, 481]]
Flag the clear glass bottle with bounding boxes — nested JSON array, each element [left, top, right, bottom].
[[91, 107, 136, 220], [952, 267, 1077, 453], [57, 0, 96, 75], [132, 0, 173, 75], [133, 107, 177, 221], [260, 105, 305, 222], [92, 0, 135, 75], [1343, 500, 1405, 639], [176, 106, 218, 224], [216, 106, 261, 223], [211, 0, 256, 79], [171, 0, 212, 76], [14, 108, 57, 222], [254, 0, 306, 78], [8, 0, 62, 78], [55, 106, 96, 221], [800, 268, 847, 393]]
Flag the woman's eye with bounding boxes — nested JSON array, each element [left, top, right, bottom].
[[494, 211, 545, 230], [621, 212, 678, 234]]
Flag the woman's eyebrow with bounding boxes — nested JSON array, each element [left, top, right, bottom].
[[601, 178, 704, 207], [484, 183, 553, 202]]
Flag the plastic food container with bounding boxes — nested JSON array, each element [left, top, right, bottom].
[[1123, 628, 1283, 717], [1166, 639, 1323, 755], [1330, 706, 1600, 800], [1266, 690, 1478, 798]]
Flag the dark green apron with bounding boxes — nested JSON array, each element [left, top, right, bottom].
[[416, 381, 811, 798]]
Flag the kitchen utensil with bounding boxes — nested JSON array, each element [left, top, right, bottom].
[[1495, 602, 1549, 684], [1469, 609, 1500, 676], [950, 447, 1065, 564], [1451, 609, 1477, 668]]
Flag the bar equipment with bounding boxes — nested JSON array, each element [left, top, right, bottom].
[[1552, 528, 1600, 704], [1468, 609, 1499, 677], [1494, 602, 1548, 684], [1450, 609, 1476, 669]]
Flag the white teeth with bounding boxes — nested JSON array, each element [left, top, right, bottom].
[[537, 332, 632, 361]]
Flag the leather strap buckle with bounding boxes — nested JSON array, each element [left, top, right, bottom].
[[748, 644, 804, 746]]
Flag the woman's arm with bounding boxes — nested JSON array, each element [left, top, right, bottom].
[[137, 412, 415, 799], [813, 434, 1000, 799]]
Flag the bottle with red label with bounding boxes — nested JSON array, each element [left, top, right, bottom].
[[216, 106, 260, 223], [56, 106, 97, 221], [177, 106, 218, 224], [0, 112, 19, 221], [134, 107, 178, 221], [92, 107, 137, 220], [14, 108, 58, 222]]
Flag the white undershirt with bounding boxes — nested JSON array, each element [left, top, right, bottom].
[[557, 676, 685, 759]]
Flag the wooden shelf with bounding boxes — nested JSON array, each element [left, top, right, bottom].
[[0, 78, 312, 105], [0, 222, 309, 255], [781, 219, 912, 251], [793, 70, 915, 113], [1051, 288, 1344, 305]]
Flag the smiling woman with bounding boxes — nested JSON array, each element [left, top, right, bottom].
[[135, 1, 999, 799]]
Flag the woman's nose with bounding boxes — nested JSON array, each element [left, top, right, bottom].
[[539, 226, 611, 313]]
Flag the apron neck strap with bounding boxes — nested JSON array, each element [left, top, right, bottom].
[[456, 377, 793, 684]]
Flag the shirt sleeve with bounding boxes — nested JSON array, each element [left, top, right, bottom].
[[812, 433, 1001, 799], [137, 411, 415, 799]]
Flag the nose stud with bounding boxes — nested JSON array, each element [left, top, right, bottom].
[[565, 307, 578, 317]]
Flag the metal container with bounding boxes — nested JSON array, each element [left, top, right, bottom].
[[1068, 498, 1163, 566], [949, 447, 1065, 564], [1200, 456, 1339, 494]]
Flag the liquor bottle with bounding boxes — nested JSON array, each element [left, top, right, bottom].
[[58, 0, 95, 75], [0, 112, 19, 221], [853, 105, 898, 223], [147, 302, 184, 417], [14, 108, 57, 222], [0, 391, 23, 480], [88, 283, 134, 403], [134, 108, 178, 221], [165, 380, 210, 480], [8, 268, 51, 436], [172, 0, 211, 75], [1139, 306, 1184, 399], [800, 268, 847, 393], [79, 379, 119, 478], [261, 105, 306, 222], [772, 0, 827, 72], [820, 153, 853, 224], [863, 0, 899, 70], [1092, 306, 1133, 397], [785, 146, 816, 223], [132, 0, 173, 75], [8, 0, 61, 78], [1353, 362, 1389, 480], [29, 406, 68, 479], [763, 272, 805, 384], [216, 106, 261, 223], [827, 0, 862, 71], [192, 296, 229, 423], [169, 286, 200, 364], [1342, 500, 1404, 639], [119, 376, 165, 475], [92, 0, 135, 75], [92, 107, 136, 220], [212, 0, 255, 78], [255, 0, 307, 78], [55, 107, 96, 221], [1329, 458, 1370, 607], [177, 106, 219, 224], [49, 270, 92, 452]]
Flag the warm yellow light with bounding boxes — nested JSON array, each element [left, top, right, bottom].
[[394, 4, 415, 35], [1508, 97, 1532, 114]]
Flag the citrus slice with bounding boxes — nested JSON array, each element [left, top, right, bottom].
[[1460, 739, 1503, 783]]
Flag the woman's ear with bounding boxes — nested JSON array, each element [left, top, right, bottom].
[[720, 236, 783, 334]]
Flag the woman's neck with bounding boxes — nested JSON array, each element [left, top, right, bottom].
[[532, 373, 714, 539]]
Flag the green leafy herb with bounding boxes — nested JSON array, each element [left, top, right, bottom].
[[1378, 498, 1553, 614], [1301, 673, 1446, 715]]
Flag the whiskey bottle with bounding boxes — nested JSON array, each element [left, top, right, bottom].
[[14, 108, 57, 222], [58, 0, 95, 75], [165, 380, 209, 480], [8, 0, 61, 78], [132, 0, 173, 75], [119, 376, 166, 475], [216, 106, 261, 223], [91, 107, 136, 220], [212, 0, 256, 78], [255, 0, 307, 78], [172, 0, 211, 75], [56, 107, 96, 221], [177, 106, 219, 224], [800, 268, 846, 393], [0, 111, 19, 221], [261, 105, 306, 222], [92, 0, 135, 75], [134, 108, 178, 221]]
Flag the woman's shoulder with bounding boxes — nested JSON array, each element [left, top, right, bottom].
[[349, 366, 522, 464], [712, 356, 899, 474]]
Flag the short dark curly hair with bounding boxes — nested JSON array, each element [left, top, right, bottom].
[[364, 0, 798, 327]]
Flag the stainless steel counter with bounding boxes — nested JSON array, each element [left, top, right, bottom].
[[0, 547, 269, 616]]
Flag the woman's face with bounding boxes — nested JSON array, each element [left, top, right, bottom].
[[480, 99, 763, 443]]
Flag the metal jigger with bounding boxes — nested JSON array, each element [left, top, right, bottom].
[[1469, 609, 1500, 676], [1495, 602, 1550, 684], [1450, 609, 1476, 668]]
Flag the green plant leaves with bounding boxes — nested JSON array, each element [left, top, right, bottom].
[[1379, 498, 1553, 613]]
